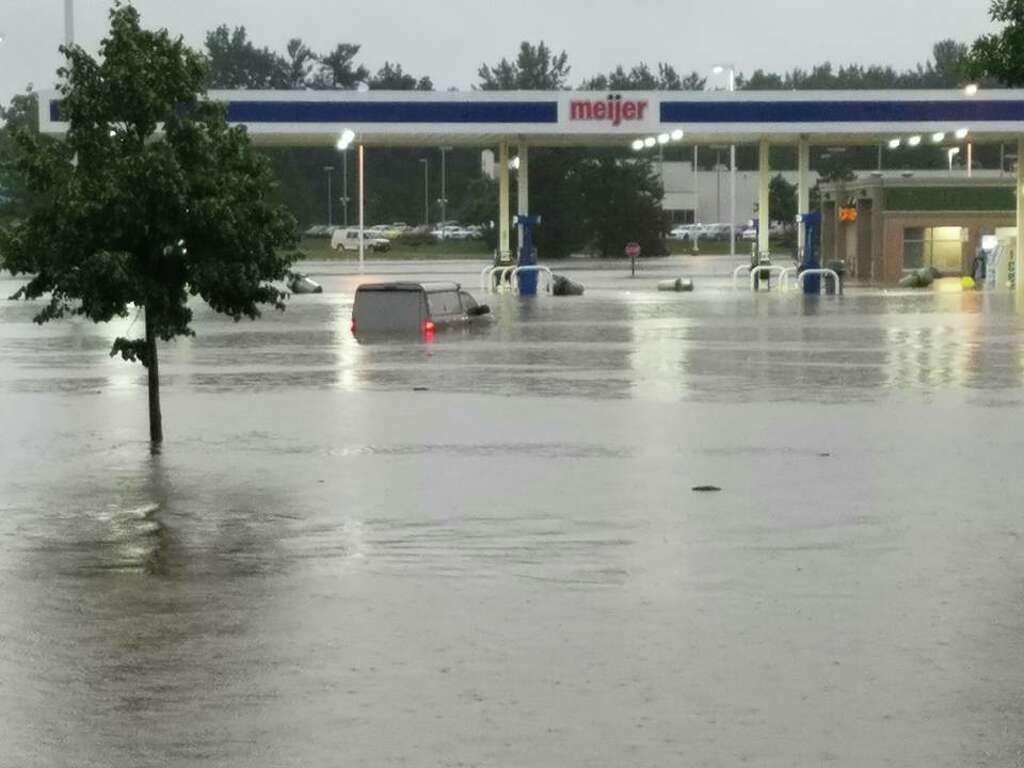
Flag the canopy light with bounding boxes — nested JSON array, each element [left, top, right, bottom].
[[644, 137, 656, 148], [336, 129, 356, 150], [657, 133, 670, 145], [931, 132, 946, 144], [671, 129, 684, 141], [955, 128, 970, 140], [907, 135, 922, 147], [888, 138, 901, 150], [631, 139, 645, 151], [964, 83, 979, 96]]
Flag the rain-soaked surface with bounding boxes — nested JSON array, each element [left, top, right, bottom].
[[2, 255, 1024, 767]]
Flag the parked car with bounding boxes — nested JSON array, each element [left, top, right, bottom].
[[433, 225, 472, 241], [331, 227, 392, 253], [669, 224, 705, 243], [304, 224, 332, 238], [351, 282, 490, 335]]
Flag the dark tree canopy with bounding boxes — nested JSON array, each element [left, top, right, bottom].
[[478, 42, 571, 90], [368, 62, 433, 91], [737, 41, 969, 90], [583, 63, 705, 91], [0, 89, 43, 220], [205, 25, 290, 89], [1, 4, 298, 443], [311, 44, 370, 89], [969, 0, 1024, 85]]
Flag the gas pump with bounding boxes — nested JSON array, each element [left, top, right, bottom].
[[748, 219, 772, 290], [797, 211, 822, 294], [514, 214, 541, 296]]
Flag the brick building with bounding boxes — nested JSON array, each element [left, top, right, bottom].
[[819, 174, 1015, 283]]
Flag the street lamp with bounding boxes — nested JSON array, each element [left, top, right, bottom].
[[419, 158, 429, 227], [712, 62, 737, 257], [64, 0, 74, 46], [438, 146, 452, 236], [323, 166, 334, 228]]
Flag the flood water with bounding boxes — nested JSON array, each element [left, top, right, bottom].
[[2, 256, 1024, 767]]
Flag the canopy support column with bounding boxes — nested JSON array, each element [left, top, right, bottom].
[[758, 138, 770, 257], [798, 136, 810, 257], [498, 142, 511, 261], [517, 141, 529, 250], [1017, 138, 1024, 298]]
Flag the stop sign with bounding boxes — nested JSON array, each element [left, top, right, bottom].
[[625, 242, 641, 258]]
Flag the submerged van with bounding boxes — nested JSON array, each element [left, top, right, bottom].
[[351, 282, 490, 335]]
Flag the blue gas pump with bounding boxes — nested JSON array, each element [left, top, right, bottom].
[[514, 214, 541, 296], [797, 211, 822, 294]]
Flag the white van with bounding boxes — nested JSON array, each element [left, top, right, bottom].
[[331, 228, 392, 253], [351, 282, 490, 335]]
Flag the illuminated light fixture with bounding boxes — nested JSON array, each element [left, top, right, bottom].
[[631, 139, 645, 151], [888, 138, 901, 150], [423, 320, 436, 333], [712, 65, 725, 75], [336, 129, 356, 150], [955, 127, 970, 140], [644, 137, 656, 148], [671, 129, 684, 141], [657, 133, 670, 145], [931, 132, 946, 143], [510, 156, 520, 170], [964, 83, 979, 96], [907, 135, 922, 147]]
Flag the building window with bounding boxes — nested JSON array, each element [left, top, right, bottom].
[[902, 226, 964, 274]]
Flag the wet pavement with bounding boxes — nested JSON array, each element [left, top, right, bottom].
[[2, 255, 1024, 767]]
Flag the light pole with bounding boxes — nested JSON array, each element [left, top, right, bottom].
[[323, 166, 334, 227], [340, 147, 350, 227], [64, 0, 74, 46], [438, 147, 452, 234], [419, 158, 429, 227], [712, 64, 737, 257]]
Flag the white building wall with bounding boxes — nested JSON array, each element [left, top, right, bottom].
[[659, 162, 807, 225]]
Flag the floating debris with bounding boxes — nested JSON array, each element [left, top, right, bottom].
[[692, 485, 722, 493]]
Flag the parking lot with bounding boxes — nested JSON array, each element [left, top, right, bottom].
[[2, 255, 1024, 767]]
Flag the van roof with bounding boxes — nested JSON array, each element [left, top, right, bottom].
[[356, 281, 461, 293]]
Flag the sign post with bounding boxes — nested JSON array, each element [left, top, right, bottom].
[[626, 242, 641, 277]]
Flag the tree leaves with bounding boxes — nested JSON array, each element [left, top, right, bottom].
[[1, 3, 298, 365]]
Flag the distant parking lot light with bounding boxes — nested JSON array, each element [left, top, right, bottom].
[[964, 83, 979, 96], [931, 132, 946, 144], [955, 128, 970, 140], [631, 139, 645, 151], [671, 129, 684, 141], [888, 138, 901, 150], [907, 135, 922, 147], [644, 137, 656, 148]]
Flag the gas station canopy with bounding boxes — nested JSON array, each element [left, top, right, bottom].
[[38, 88, 1024, 147]]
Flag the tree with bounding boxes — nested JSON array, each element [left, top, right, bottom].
[[969, 1, 1024, 85], [478, 42, 570, 90], [580, 156, 668, 257], [311, 44, 370, 89], [368, 62, 433, 91], [583, 62, 705, 91], [204, 25, 289, 88], [284, 38, 317, 89], [1, 4, 298, 445], [0, 88, 43, 221]]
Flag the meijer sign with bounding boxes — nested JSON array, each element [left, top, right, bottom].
[[569, 95, 649, 127]]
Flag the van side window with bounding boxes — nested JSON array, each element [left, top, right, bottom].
[[427, 291, 462, 317]]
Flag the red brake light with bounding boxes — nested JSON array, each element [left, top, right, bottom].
[[424, 320, 436, 333], [350, 319, 356, 333]]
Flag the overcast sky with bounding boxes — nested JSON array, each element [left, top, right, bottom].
[[0, 0, 997, 104]]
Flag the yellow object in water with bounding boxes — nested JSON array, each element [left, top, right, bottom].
[[961, 276, 976, 290]]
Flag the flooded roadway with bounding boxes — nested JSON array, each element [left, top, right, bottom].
[[2, 256, 1024, 767]]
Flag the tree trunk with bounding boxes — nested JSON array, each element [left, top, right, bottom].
[[145, 311, 163, 445]]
